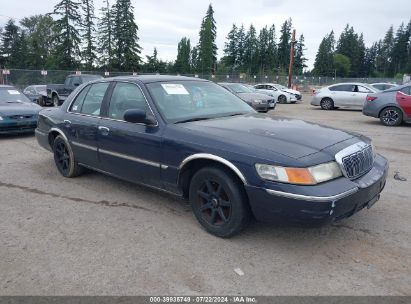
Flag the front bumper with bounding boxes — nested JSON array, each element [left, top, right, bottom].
[[252, 103, 269, 112], [0, 119, 38, 134], [245, 154, 389, 226], [362, 102, 379, 118]]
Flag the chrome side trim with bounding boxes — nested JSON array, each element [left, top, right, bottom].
[[265, 187, 359, 202], [99, 148, 161, 168], [35, 129, 47, 136], [49, 127, 69, 143], [179, 153, 247, 184], [71, 141, 98, 151]]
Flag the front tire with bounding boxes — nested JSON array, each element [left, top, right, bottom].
[[189, 166, 251, 238], [278, 95, 287, 104], [320, 98, 334, 110], [38, 96, 46, 107], [53, 135, 84, 177], [379, 107, 403, 126]]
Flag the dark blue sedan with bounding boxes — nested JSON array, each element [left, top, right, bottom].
[[35, 76, 389, 237]]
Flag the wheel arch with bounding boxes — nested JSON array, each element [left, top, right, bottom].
[[378, 104, 405, 118], [178, 154, 248, 198], [48, 127, 69, 149]]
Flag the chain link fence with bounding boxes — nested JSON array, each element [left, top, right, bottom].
[[0, 68, 402, 93]]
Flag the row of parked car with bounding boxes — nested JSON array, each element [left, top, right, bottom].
[[311, 82, 411, 126]]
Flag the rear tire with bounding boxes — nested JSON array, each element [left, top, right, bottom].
[[53, 135, 84, 177], [379, 107, 403, 126], [189, 166, 251, 238], [320, 98, 334, 110], [38, 96, 46, 107]]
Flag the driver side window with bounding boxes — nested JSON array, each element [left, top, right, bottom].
[[108, 82, 148, 120]]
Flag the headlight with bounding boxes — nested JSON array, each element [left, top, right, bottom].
[[253, 99, 262, 104], [255, 161, 342, 185], [0, 116, 3, 121]]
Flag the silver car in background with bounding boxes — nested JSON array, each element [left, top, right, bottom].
[[370, 83, 398, 91], [311, 83, 379, 110]]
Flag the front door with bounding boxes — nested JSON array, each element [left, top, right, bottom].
[[63, 82, 110, 168], [98, 81, 162, 187]]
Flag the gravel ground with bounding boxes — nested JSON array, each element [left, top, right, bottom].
[[0, 94, 410, 295]]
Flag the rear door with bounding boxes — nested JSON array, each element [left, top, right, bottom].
[[353, 85, 373, 109], [97, 81, 163, 187], [63, 82, 110, 168], [328, 84, 354, 106], [397, 86, 411, 119]]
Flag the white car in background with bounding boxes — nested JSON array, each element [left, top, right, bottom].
[[252, 84, 298, 104], [254, 83, 302, 102], [311, 82, 379, 110]]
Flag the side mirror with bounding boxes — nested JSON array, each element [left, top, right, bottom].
[[123, 109, 156, 125], [73, 83, 80, 87]]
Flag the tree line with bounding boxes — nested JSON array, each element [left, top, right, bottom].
[[0, 0, 410, 78], [313, 22, 411, 78]]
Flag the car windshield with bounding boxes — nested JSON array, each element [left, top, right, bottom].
[[225, 83, 253, 93], [147, 81, 254, 123], [0, 88, 30, 103], [82, 75, 103, 82], [34, 85, 46, 93], [276, 84, 287, 90]]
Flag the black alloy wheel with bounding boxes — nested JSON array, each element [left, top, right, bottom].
[[380, 107, 403, 126], [53, 135, 83, 177], [189, 166, 251, 237]]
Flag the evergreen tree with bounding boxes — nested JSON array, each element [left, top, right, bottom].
[[267, 24, 277, 73], [258, 26, 270, 74], [0, 19, 20, 67], [392, 22, 411, 75], [98, 0, 114, 69], [222, 24, 238, 71], [112, 0, 142, 70], [364, 42, 378, 76], [313, 31, 335, 76], [52, 0, 83, 69], [236, 24, 246, 71], [334, 53, 351, 77], [191, 46, 199, 73], [277, 18, 292, 71], [175, 37, 191, 74], [81, 0, 97, 69], [294, 34, 307, 75], [243, 24, 259, 74], [380, 25, 395, 76], [197, 4, 217, 74]]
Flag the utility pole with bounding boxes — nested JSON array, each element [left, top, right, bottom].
[[287, 29, 297, 89]]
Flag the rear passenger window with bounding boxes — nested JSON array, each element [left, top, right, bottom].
[[80, 82, 109, 116], [329, 84, 353, 92], [108, 82, 148, 120], [70, 85, 91, 113], [400, 87, 411, 95]]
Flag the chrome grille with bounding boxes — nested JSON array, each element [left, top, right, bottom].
[[9, 114, 34, 120], [335, 142, 374, 180]]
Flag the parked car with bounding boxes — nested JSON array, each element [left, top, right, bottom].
[[23, 85, 47, 105], [219, 82, 274, 112], [44, 74, 103, 107], [35, 76, 388, 237], [311, 83, 379, 110], [363, 84, 411, 126], [254, 83, 301, 102], [0, 85, 42, 134], [250, 84, 295, 104], [370, 83, 398, 91]]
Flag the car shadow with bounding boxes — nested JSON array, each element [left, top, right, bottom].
[[0, 132, 35, 140]]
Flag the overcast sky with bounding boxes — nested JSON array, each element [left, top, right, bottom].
[[0, 0, 410, 70]]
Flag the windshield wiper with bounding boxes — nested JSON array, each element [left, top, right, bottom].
[[175, 117, 213, 124]]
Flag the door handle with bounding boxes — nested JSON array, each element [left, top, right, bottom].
[[98, 126, 110, 135], [63, 119, 71, 127]]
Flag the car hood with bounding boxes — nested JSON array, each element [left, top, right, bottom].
[[178, 114, 356, 159], [237, 92, 272, 101], [0, 102, 41, 116]]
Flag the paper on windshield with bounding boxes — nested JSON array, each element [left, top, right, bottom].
[[161, 84, 189, 95], [7, 90, 20, 95]]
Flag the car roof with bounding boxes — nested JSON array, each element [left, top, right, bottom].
[[370, 82, 397, 85], [329, 82, 373, 86], [0, 85, 15, 89], [100, 75, 208, 84]]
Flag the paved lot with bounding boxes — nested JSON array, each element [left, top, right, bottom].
[[0, 94, 410, 295]]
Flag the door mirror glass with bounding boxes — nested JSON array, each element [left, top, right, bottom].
[[123, 109, 156, 125]]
